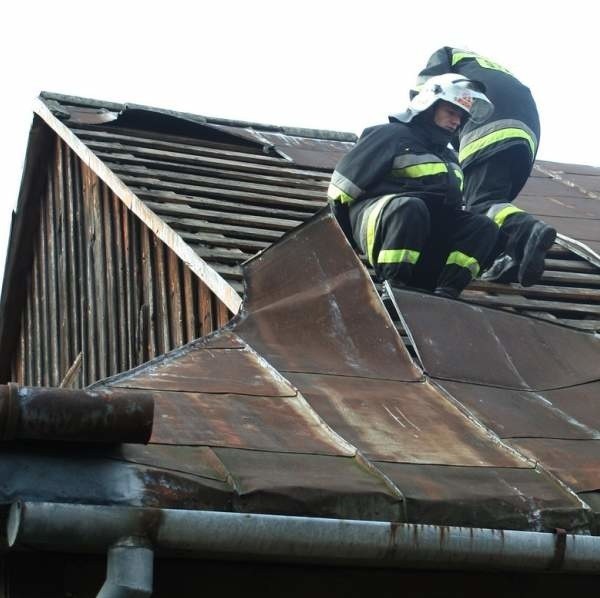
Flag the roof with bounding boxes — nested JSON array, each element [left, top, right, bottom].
[[29, 92, 600, 330], [2, 92, 600, 568]]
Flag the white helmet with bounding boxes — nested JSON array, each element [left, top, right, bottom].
[[392, 73, 494, 124]]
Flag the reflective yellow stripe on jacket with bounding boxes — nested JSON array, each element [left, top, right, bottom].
[[393, 162, 448, 178], [378, 249, 420, 264], [459, 128, 536, 164], [366, 195, 396, 265], [446, 251, 480, 277]]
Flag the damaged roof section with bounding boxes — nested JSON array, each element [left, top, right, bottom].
[[66, 211, 592, 534], [29, 92, 600, 332], [38, 92, 354, 299]]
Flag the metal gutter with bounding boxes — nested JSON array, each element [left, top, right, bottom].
[[8, 502, 600, 574]]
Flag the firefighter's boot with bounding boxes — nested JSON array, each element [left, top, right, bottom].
[[518, 222, 556, 287]]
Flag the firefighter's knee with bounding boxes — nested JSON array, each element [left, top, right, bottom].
[[388, 196, 430, 231]]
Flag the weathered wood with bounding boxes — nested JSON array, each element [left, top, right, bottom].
[[93, 179, 108, 381], [113, 198, 128, 373], [140, 225, 156, 359], [39, 187, 50, 385], [81, 164, 99, 383], [540, 270, 600, 286], [129, 209, 142, 368], [101, 152, 329, 191], [132, 187, 316, 227], [0, 117, 54, 384], [132, 187, 316, 220], [197, 278, 213, 338], [153, 236, 171, 355], [546, 245, 572, 258], [47, 164, 60, 386], [55, 138, 70, 380], [87, 142, 329, 180], [22, 277, 31, 384], [543, 258, 597, 273], [216, 301, 231, 328], [121, 202, 134, 371], [59, 352, 83, 389], [182, 265, 196, 344], [167, 248, 184, 349], [469, 280, 600, 302], [110, 163, 327, 203], [36, 100, 243, 317], [76, 127, 291, 166], [32, 249, 43, 387], [191, 244, 252, 265], [65, 145, 81, 382], [176, 229, 270, 253], [208, 261, 245, 280], [161, 215, 283, 242], [461, 290, 600, 316], [143, 200, 303, 232], [121, 175, 326, 214], [74, 159, 89, 386], [102, 185, 119, 376]]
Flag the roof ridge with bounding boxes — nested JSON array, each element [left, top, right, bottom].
[[39, 91, 358, 143]]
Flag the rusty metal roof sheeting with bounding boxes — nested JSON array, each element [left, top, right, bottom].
[[4, 94, 600, 536], [51, 210, 590, 534], [394, 290, 600, 391]]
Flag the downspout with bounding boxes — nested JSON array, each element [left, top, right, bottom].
[[8, 501, 600, 578], [97, 537, 153, 598]]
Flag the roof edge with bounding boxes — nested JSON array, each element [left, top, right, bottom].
[[10, 502, 600, 572], [39, 91, 358, 143]]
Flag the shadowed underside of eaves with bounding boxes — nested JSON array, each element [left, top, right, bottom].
[[13, 210, 591, 534]]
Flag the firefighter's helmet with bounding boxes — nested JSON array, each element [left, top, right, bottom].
[[392, 74, 493, 124]]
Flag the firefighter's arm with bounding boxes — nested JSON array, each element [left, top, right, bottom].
[[327, 125, 397, 205], [415, 46, 454, 87]]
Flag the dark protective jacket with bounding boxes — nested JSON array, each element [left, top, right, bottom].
[[328, 118, 464, 238], [417, 47, 540, 170]]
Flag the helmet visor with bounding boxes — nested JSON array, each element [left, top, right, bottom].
[[447, 88, 494, 124]]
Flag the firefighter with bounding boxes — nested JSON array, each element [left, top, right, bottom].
[[328, 74, 498, 299], [415, 47, 556, 286]]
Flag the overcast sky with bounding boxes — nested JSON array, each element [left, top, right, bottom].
[[2, 0, 599, 283]]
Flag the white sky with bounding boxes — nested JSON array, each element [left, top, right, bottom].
[[1, 0, 599, 283]]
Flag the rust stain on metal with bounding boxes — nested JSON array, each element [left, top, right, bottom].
[[0, 384, 154, 443], [235, 211, 421, 381], [548, 527, 567, 570]]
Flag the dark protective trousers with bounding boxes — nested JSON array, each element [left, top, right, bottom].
[[463, 148, 541, 264], [350, 195, 499, 294]]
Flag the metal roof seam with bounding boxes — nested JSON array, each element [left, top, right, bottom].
[[431, 379, 597, 517], [429, 374, 600, 394], [427, 378, 540, 469], [239, 339, 359, 458]]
